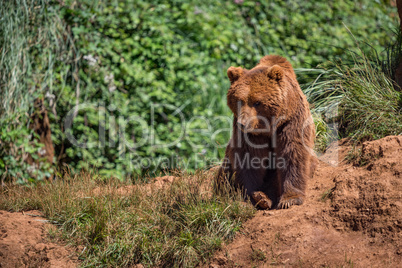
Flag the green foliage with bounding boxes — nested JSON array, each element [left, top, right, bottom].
[[312, 112, 330, 152], [0, 112, 52, 183], [1, 0, 398, 180], [229, 1, 396, 68], [0, 170, 255, 267], [54, 0, 396, 178]]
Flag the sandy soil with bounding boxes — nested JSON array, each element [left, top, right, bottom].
[[209, 136, 402, 267], [0, 210, 78, 268], [0, 136, 401, 267]]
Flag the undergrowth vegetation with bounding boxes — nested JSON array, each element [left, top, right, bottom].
[[0, 0, 72, 182], [306, 37, 402, 143], [0, 170, 254, 267], [0, 0, 398, 181]]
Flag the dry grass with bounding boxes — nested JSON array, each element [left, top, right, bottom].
[[0, 169, 255, 267]]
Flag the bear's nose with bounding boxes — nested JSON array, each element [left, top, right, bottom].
[[237, 121, 246, 130]]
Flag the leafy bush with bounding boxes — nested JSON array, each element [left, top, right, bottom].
[[230, 1, 397, 68], [1, 0, 398, 181], [0, 112, 53, 183], [55, 0, 397, 178]]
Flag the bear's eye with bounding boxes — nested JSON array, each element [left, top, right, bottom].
[[253, 101, 261, 108]]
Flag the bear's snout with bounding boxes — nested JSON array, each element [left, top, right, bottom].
[[237, 115, 248, 128], [237, 115, 258, 133], [237, 121, 246, 131]]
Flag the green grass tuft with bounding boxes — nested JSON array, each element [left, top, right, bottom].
[[0, 169, 255, 267], [312, 112, 330, 152], [250, 248, 267, 262], [304, 33, 402, 144], [320, 188, 334, 202]]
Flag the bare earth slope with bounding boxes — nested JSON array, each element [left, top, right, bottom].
[[0, 210, 78, 268], [210, 136, 402, 267], [0, 136, 401, 267]]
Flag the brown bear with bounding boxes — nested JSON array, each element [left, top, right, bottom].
[[216, 55, 316, 209]]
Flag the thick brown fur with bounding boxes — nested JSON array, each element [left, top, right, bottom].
[[216, 55, 317, 209]]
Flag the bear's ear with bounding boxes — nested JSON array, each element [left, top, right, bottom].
[[227, 66, 244, 84], [266, 65, 284, 82]]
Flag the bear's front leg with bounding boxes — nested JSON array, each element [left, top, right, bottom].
[[275, 140, 310, 209], [236, 170, 272, 210]]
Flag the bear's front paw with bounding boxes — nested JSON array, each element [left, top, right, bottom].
[[277, 196, 303, 209], [251, 191, 272, 210]]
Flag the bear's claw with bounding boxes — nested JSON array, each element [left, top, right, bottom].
[[277, 197, 303, 209]]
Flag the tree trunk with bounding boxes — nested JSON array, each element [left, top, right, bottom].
[[27, 98, 55, 179]]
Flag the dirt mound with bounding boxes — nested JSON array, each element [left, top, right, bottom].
[[0, 210, 78, 268], [1, 137, 401, 267], [210, 136, 402, 267], [330, 136, 402, 248]]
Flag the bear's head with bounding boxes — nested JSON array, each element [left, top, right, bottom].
[[226, 57, 297, 136]]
